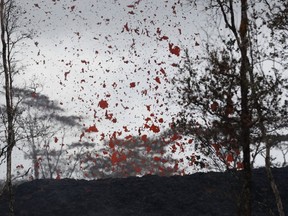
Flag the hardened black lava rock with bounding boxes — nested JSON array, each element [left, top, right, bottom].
[[0, 167, 287, 216]]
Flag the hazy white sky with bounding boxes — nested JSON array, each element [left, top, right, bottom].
[[16, 0, 204, 137], [1, 0, 205, 178]]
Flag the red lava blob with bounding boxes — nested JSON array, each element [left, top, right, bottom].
[[130, 82, 136, 88], [98, 99, 108, 109], [85, 125, 98, 133], [150, 124, 160, 133], [155, 77, 161, 84], [169, 43, 180, 56], [141, 134, 148, 142]]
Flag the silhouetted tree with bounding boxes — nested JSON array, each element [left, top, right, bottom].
[[0, 1, 32, 214], [173, 1, 288, 215], [14, 86, 81, 179]]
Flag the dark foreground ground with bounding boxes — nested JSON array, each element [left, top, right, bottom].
[[0, 167, 287, 216]]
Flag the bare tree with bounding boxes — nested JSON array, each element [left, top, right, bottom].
[[13, 85, 81, 179], [0, 1, 32, 214]]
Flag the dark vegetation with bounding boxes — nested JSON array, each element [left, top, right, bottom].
[[0, 166, 287, 216]]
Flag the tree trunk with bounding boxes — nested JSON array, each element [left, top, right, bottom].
[[238, 0, 251, 215], [32, 144, 39, 179], [266, 144, 285, 216], [1, 1, 16, 215], [247, 23, 286, 216]]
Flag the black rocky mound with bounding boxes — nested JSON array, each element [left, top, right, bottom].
[[0, 167, 287, 216]]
